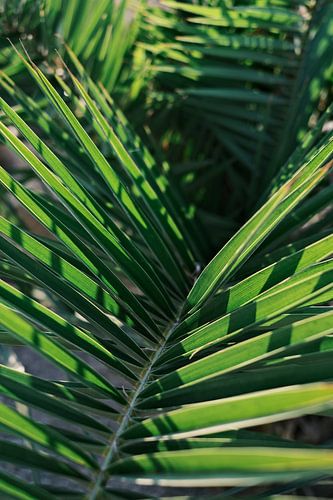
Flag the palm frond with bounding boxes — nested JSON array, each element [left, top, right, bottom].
[[0, 0, 333, 500]]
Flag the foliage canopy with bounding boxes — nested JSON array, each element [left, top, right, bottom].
[[0, 0, 332, 498]]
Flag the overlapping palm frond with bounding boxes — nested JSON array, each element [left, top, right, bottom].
[[0, 0, 332, 497], [0, 0, 140, 96], [0, 35, 332, 497], [134, 0, 332, 228]]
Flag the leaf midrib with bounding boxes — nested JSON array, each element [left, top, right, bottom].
[[87, 316, 181, 498]]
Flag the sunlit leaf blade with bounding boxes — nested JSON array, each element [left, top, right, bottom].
[[0, 402, 97, 468], [120, 429, 308, 455], [69, 72, 195, 274], [141, 310, 333, 402], [0, 3, 332, 496], [0, 469, 53, 500], [0, 111, 176, 318], [17, 55, 189, 296], [64, 48, 207, 263], [142, 350, 333, 408], [0, 440, 87, 480], [125, 383, 333, 439], [0, 218, 146, 363], [184, 138, 333, 314], [173, 233, 333, 338], [0, 276, 138, 379], [111, 446, 333, 486], [0, 163, 159, 335], [0, 303, 125, 403], [0, 364, 116, 416], [160, 260, 333, 364], [0, 366, 110, 433]]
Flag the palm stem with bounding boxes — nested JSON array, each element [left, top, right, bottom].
[[87, 316, 181, 499]]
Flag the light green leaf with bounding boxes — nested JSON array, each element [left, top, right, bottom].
[[0, 402, 97, 468], [0, 303, 125, 403], [125, 383, 333, 439], [184, 138, 333, 314]]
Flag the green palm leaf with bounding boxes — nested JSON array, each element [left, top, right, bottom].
[[0, 1, 332, 497]]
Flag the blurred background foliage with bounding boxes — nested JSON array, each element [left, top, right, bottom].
[[0, 0, 331, 253]]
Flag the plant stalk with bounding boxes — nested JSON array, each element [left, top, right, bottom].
[[87, 317, 180, 499]]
